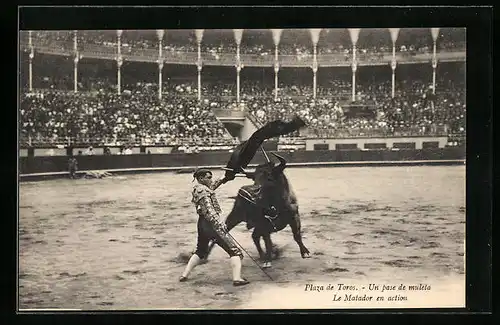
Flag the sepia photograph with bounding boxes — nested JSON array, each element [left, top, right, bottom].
[[18, 24, 468, 310]]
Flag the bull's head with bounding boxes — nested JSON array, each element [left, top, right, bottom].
[[252, 152, 287, 186]]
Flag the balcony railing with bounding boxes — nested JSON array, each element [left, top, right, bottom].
[[20, 41, 466, 67], [19, 134, 239, 148]]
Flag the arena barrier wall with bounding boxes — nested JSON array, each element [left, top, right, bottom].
[[19, 147, 465, 181]]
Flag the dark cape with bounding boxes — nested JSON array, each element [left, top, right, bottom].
[[224, 116, 306, 180]]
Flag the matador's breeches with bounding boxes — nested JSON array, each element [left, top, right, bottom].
[[194, 217, 242, 259]]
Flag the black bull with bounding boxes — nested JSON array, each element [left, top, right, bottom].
[[206, 153, 311, 268]]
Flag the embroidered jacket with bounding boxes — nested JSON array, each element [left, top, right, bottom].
[[192, 179, 226, 233]]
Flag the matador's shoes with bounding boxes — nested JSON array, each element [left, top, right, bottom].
[[233, 278, 250, 287], [179, 276, 188, 282]]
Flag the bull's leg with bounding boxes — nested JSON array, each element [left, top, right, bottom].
[[251, 229, 266, 260], [289, 214, 311, 258], [262, 233, 273, 268]]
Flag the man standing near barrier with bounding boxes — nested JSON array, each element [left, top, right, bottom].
[[68, 156, 78, 179], [179, 169, 250, 286]]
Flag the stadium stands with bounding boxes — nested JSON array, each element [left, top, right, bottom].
[[19, 29, 466, 148], [20, 86, 236, 147]]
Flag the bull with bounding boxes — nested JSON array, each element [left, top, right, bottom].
[[207, 151, 311, 268]]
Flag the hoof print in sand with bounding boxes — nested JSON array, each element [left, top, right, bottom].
[[294, 269, 308, 274], [381, 259, 413, 268], [97, 301, 114, 306], [59, 272, 87, 278], [323, 267, 349, 273], [421, 242, 441, 249], [122, 270, 141, 275]]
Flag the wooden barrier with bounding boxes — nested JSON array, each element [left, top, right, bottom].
[[19, 147, 466, 177]]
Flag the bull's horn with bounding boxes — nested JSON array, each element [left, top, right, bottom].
[[271, 152, 287, 173]]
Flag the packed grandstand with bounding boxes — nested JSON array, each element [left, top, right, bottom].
[[19, 29, 466, 150]]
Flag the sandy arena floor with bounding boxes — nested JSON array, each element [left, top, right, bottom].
[[19, 166, 466, 310]]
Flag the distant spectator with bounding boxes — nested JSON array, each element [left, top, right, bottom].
[[68, 156, 78, 179]]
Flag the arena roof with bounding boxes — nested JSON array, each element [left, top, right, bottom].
[[23, 28, 465, 47]]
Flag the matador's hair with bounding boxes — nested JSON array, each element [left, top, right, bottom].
[[192, 168, 212, 182]]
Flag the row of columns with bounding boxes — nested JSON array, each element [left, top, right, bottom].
[[26, 29, 442, 101]]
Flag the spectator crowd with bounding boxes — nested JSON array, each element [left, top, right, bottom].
[[20, 83, 236, 147], [244, 76, 465, 139], [19, 31, 466, 148], [20, 72, 465, 146]]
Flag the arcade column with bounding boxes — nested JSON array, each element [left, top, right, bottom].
[[274, 61, 280, 101], [116, 56, 123, 95], [312, 60, 318, 100], [158, 61, 164, 100], [197, 60, 203, 102]]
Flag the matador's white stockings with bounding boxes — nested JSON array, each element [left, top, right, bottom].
[[181, 254, 201, 278], [182, 254, 244, 282]]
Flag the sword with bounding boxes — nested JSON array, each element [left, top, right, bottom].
[[261, 146, 271, 163]]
